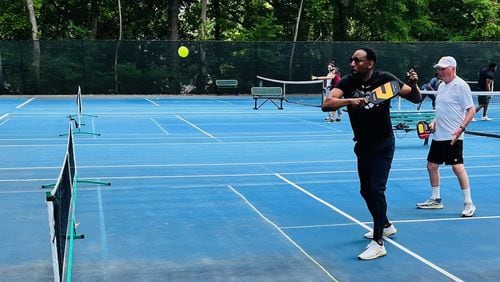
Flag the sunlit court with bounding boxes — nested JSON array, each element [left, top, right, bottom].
[[1, 87, 499, 281]]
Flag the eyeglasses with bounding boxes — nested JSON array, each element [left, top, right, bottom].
[[349, 57, 368, 64]]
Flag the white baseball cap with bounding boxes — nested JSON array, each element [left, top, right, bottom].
[[434, 56, 457, 68]]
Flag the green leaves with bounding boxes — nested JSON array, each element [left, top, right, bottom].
[[0, 0, 498, 41]]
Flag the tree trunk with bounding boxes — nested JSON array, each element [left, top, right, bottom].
[[200, 0, 207, 40], [288, 0, 304, 80], [26, 0, 40, 93], [114, 0, 122, 93], [167, 0, 180, 40], [334, 0, 349, 40], [0, 52, 3, 87], [197, 0, 208, 93], [213, 0, 221, 40], [89, 0, 99, 39]]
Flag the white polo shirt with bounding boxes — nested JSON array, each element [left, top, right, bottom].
[[434, 76, 474, 141]]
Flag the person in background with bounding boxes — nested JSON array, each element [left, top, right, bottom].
[[474, 62, 497, 121], [418, 72, 440, 110], [313, 60, 342, 122], [416, 56, 476, 217]]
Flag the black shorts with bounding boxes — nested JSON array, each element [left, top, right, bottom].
[[427, 140, 463, 165], [478, 95, 491, 105]]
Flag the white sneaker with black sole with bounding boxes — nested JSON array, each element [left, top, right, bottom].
[[461, 203, 476, 217], [358, 241, 386, 260], [416, 198, 444, 209], [364, 224, 397, 239]]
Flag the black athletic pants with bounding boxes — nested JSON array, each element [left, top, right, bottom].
[[354, 136, 395, 242]]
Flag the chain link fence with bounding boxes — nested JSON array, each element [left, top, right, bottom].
[[0, 40, 498, 95]]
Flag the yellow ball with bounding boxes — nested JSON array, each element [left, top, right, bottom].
[[178, 46, 189, 58]]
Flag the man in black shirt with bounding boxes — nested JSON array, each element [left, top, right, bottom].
[[475, 62, 497, 121], [322, 47, 421, 260]]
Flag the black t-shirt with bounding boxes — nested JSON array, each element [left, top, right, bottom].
[[336, 71, 404, 143], [477, 68, 495, 90]]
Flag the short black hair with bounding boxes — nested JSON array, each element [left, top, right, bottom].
[[489, 62, 497, 68], [329, 59, 336, 66], [360, 47, 377, 63]]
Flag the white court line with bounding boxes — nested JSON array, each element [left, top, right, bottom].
[[2, 155, 500, 170], [150, 118, 170, 134], [3, 171, 500, 183], [216, 100, 234, 105], [91, 117, 98, 139], [145, 98, 160, 106], [0, 113, 9, 120], [291, 116, 344, 132], [227, 185, 338, 282], [175, 115, 218, 139], [5, 110, 324, 116], [275, 173, 464, 282], [0, 118, 10, 126], [281, 215, 500, 230], [16, 97, 35, 109], [96, 185, 109, 260]]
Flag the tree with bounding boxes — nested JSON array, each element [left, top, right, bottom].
[[26, 0, 40, 92], [1, 0, 499, 41], [114, 0, 122, 93], [89, 0, 99, 39], [167, 0, 180, 40]]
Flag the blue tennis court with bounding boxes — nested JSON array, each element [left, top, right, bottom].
[[1, 95, 499, 281]]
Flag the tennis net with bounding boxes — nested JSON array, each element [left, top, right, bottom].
[[256, 75, 324, 107], [45, 120, 82, 282]]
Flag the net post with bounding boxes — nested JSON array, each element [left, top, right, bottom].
[[59, 86, 100, 136]]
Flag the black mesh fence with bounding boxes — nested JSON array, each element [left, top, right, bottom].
[[0, 40, 498, 95]]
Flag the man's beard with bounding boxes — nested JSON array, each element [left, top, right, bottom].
[[351, 70, 363, 81]]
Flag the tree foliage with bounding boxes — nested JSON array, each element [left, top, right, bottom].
[[0, 0, 498, 41]]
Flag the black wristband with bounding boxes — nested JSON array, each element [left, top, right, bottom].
[[460, 125, 466, 132]]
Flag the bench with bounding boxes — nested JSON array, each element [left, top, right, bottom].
[[390, 110, 435, 145], [215, 79, 238, 95], [251, 87, 284, 110]]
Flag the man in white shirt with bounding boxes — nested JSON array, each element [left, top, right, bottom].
[[416, 56, 477, 217]]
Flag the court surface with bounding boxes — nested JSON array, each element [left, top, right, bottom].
[[1, 95, 499, 281]]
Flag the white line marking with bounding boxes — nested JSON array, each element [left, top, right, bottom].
[[227, 185, 338, 281], [216, 100, 234, 105], [0, 118, 10, 126], [280, 215, 500, 230], [150, 118, 169, 134], [145, 98, 160, 106], [0, 113, 9, 120], [96, 186, 108, 260], [291, 116, 343, 132], [2, 171, 500, 183], [175, 115, 217, 139], [16, 97, 35, 109], [275, 173, 464, 282], [1, 157, 499, 171], [91, 117, 97, 139]]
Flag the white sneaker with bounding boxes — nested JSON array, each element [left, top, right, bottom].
[[461, 203, 476, 217], [481, 116, 492, 121], [364, 224, 397, 239], [472, 117, 477, 122], [358, 241, 386, 260], [416, 198, 444, 209]]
